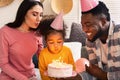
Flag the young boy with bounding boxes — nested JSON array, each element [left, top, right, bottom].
[[38, 13, 75, 80]]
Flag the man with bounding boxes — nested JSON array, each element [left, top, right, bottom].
[[57, 0, 120, 80], [79, 0, 120, 80]]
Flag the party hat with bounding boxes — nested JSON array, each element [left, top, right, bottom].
[[50, 11, 64, 30], [80, 0, 99, 12]]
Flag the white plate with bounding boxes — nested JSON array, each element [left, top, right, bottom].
[[44, 71, 77, 78]]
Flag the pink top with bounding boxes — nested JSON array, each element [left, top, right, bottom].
[[0, 26, 43, 80]]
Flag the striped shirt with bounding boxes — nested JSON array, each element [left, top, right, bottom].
[[85, 21, 120, 80]]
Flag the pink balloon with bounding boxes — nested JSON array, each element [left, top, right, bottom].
[[75, 58, 89, 73]]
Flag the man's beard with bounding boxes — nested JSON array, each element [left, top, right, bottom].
[[88, 29, 102, 42]]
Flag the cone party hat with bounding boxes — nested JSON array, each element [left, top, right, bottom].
[[50, 11, 64, 30], [80, 0, 99, 12]]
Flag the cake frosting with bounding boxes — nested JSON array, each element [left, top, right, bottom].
[[48, 60, 73, 78]]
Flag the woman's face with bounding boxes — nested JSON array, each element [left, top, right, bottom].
[[24, 4, 43, 29], [81, 13, 103, 42], [46, 32, 64, 54]]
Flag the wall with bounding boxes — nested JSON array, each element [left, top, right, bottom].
[[0, 0, 23, 27], [102, 0, 120, 24]]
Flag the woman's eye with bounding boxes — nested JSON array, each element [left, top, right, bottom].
[[40, 13, 43, 17], [33, 13, 37, 16]]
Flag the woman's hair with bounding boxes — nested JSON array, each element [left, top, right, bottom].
[[37, 15, 67, 40], [82, 1, 110, 21], [6, 0, 43, 28]]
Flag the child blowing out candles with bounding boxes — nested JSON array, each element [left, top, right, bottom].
[[38, 12, 76, 80]]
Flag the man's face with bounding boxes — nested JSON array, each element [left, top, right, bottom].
[[81, 13, 103, 42]]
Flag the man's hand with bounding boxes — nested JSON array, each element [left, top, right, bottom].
[[56, 74, 82, 80], [85, 63, 108, 80]]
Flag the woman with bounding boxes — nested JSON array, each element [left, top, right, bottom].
[[0, 0, 43, 80]]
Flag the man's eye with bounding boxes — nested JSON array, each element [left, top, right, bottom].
[[86, 24, 91, 27], [86, 23, 94, 27]]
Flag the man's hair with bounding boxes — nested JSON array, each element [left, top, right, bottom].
[[82, 1, 110, 21]]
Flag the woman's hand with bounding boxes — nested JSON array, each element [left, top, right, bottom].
[[29, 76, 37, 80], [85, 63, 108, 80]]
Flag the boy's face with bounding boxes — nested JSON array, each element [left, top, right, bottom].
[[46, 32, 64, 54]]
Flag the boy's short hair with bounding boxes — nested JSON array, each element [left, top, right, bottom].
[[37, 15, 67, 40]]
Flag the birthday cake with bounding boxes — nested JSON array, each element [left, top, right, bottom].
[[48, 60, 73, 78]]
